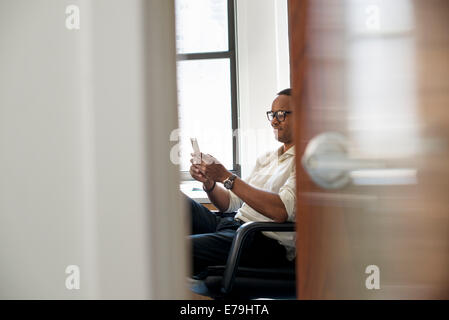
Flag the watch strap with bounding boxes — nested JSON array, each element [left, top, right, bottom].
[[203, 181, 216, 193]]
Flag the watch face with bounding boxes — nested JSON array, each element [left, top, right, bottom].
[[224, 180, 232, 189]]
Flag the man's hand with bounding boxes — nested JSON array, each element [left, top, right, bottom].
[[189, 153, 232, 212], [196, 153, 231, 183], [189, 153, 214, 189], [189, 163, 209, 182]]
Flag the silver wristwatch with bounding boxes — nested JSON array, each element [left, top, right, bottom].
[[223, 174, 237, 190]]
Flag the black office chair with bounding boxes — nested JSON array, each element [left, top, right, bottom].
[[190, 221, 296, 300]]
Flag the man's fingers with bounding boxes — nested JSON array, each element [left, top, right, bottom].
[[192, 153, 219, 165], [190, 167, 207, 182], [202, 154, 218, 165], [202, 154, 211, 165], [191, 152, 202, 165], [199, 165, 207, 174], [189, 168, 195, 179], [190, 165, 202, 174]]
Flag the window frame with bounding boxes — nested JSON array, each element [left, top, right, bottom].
[[177, 0, 240, 181]]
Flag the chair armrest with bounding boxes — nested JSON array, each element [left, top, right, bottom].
[[221, 221, 295, 295]]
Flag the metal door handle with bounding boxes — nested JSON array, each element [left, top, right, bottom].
[[302, 132, 386, 189]]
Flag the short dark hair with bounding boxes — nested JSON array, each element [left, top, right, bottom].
[[277, 88, 292, 96]]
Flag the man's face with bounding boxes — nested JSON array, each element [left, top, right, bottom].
[[270, 94, 293, 144]]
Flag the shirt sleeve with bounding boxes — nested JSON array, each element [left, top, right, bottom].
[[224, 189, 243, 213], [278, 168, 296, 222], [223, 158, 261, 213]]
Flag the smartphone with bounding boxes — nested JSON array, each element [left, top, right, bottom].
[[190, 138, 201, 164], [190, 138, 200, 154]]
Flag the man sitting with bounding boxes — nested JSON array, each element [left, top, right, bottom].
[[188, 88, 296, 277]]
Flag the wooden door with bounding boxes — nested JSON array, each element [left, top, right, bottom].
[[289, 0, 449, 299]]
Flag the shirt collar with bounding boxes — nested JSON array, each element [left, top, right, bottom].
[[277, 145, 295, 160], [285, 146, 295, 156]]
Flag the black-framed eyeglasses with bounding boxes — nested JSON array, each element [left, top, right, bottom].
[[266, 110, 292, 122]]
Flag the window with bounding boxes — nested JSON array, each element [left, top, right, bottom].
[[175, 0, 239, 179]]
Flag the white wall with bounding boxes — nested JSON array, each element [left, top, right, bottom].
[[236, 0, 291, 177], [0, 0, 188, 299]]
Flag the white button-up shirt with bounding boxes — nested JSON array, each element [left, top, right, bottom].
[[225, 146, 296, 261]]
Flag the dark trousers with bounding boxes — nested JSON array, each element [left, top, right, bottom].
[[187, 196, 293, 277]]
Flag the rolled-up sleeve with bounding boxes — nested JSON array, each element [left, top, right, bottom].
[[279, 169, 296, 222], [224, 190, 243, 213]]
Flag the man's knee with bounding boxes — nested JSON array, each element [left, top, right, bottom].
[[189, 234, 214, 275], [189, 233, 233, 275]]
